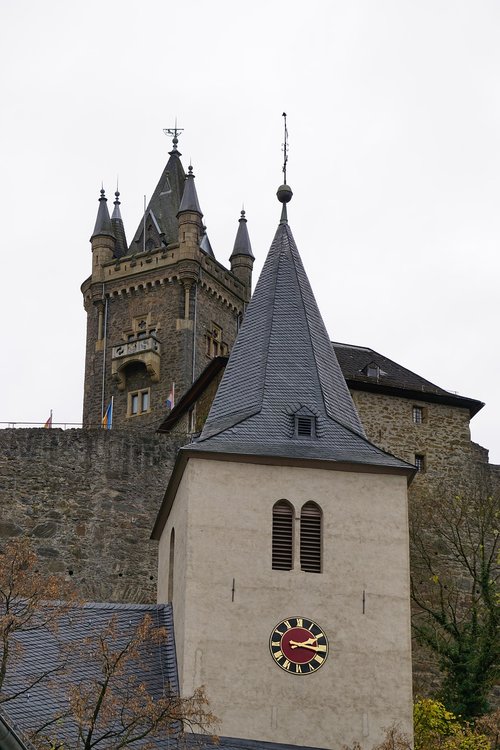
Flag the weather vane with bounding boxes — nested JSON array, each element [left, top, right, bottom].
[[281, 112, 289, 184], [163, 118, 184, 150]]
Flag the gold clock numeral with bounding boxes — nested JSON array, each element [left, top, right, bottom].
[[316, 644, 327, 653], [284, 620, 292, 629], [271, 640, 281, 647], [296, 664, 303, 674], [282, 659, 291, 670], [313, 655, 324, 666], [296, 618, 303, 627], [274, 650, 283, 660]]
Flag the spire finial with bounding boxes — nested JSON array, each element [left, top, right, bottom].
[[276, 113, 292, 222], [282, 112, 289, 184], [163, 117, 184, 153]]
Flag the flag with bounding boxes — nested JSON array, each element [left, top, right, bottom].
[[44, 411, 53, 429], [166, 383, 175, 411], [101, 398, 113, 429]]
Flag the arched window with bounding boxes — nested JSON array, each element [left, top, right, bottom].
[[167, 528, 175, 601], [300, 502, 322, 573], [272, 500, 294, 570]]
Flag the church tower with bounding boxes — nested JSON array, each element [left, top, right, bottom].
[[81, 134, 253, 428], [153, 181, 416, 748]]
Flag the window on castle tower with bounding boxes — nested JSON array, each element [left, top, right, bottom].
[[272, 500, 294, 570], [205, 323, 228, 358], [128, 388, 151, 417], [300, 502, 322, 573]]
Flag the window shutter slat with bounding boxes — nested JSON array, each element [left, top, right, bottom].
[[272, 501, 293, 570], [300, 502, 322, 573]]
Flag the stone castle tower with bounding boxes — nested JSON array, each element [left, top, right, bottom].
[[81, 135, 254, 429]]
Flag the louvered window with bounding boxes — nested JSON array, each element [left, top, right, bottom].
[[294, 414, 316, 438], [300, 502, 322, 573], [272, 500, 294, 570]]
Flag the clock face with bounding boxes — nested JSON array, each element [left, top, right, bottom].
[[269, 616, 329, 674]]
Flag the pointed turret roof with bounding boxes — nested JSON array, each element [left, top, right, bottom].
[[178, 165, 202, 215], [91, 188, 114, 239], [230, 209, 254, 260], [130, 143, 186, 250], [200, 228, 215, 258], [187, 197, 413, 472], [111, 190, 128, 258]]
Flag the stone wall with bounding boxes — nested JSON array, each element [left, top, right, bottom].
[[82, 250, 248, 431], [0, 428, 183, 603], [350, 388, 499, 701]]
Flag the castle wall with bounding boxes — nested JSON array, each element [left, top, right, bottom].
[[0, 428, 182, 603]]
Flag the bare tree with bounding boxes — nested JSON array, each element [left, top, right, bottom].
[[0, 539, 216, 749], [32, 613, 217, 750], [410, 472, 500, 719], [0, 538, 74, 706]]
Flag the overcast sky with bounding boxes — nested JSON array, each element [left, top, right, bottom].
[[1, 0, 499, 462]]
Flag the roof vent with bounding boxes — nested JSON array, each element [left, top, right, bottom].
[[363, 361, 381, 378], [291, 407, 317, 439]]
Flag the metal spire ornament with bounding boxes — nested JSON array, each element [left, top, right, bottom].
[[277, 112, 293, 223]]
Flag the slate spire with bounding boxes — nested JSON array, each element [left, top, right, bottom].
[[178, 165, 202, 216], [190, 185, 413, 471], [129, 137, 186, 250], [230, 210, 254, 261], [91, 188, 114, 239], [111, 190, 128, 258]]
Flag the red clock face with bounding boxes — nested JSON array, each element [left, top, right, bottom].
[[270, 617, 329, 674]]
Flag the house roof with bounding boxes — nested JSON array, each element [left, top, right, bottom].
[[0, 707, 35, 750], [3, 602, 177, 748], [334, 342, 484, 417]]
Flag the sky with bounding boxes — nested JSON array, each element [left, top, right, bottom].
[[1, 0, 499, 462]]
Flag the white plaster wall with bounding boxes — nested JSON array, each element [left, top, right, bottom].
[[158, 458, 413, 749]]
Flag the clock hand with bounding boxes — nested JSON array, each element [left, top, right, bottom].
[[289, 638, 323, 652]]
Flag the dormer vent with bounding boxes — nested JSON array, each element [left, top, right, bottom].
[[296, 415, 315, 438], [289, 406, 318, 439], [363, 361, 383, 379]]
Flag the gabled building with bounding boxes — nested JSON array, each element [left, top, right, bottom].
[[151, 184, 416, 748]]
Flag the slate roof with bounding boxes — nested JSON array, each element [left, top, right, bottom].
[[178, 166, 202, 215], [190, 737, 329, 750], [333, 342, 484, 417], [187, 219, 413, 472], [91, 188, 114, 239], [130, 146, 186, 250], [3, 602, 177, 749], [0, 707, 34, 750], [111, 190, 129, 258], [230, 210, 254, 260]]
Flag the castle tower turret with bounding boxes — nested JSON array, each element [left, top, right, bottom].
[[229, 209, 254, 303], [110, 190, 128, 259], [90, 188, 115, 280]]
